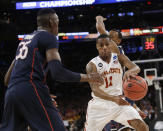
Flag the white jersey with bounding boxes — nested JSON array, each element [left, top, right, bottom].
[[90, 53, 123, 98], [85, 54, 143, 131]]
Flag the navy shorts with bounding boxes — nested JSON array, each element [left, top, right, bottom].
[[103, 120, 133, 131], [0, 81, 66, 131]]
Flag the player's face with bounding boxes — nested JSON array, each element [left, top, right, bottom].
[[50, 13, 59, 35], [96, 38, 112, 58], [109, 31, 121, 45]]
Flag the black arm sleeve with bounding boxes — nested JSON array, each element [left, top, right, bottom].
[[48, 60, 81, 82]]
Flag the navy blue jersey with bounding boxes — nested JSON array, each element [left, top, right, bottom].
[[118, 46, 124, 54], [9, 30, 58, 86]]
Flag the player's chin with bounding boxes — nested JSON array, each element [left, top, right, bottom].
[[107, 51, 111, 54]]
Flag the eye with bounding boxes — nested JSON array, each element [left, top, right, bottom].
[[99, 43, 103, 47]]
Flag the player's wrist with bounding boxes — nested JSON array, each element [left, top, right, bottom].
[[135, 107, 141, 111], [80, 74, 90, 82], [108, 96, 117, 103]]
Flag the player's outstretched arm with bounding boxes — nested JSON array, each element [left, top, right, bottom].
[[46, 48, 103, 83], [4, 60, 15, 86], [86, 62, 129, 106], [37, 31, 103, 84], [118, 54, 140, 81], [96, 16, 108, 35]]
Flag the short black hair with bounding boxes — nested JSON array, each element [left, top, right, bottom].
[[37, 8, 56, 27], [111, 29, 122, 40], [96, 34, 110, 43]]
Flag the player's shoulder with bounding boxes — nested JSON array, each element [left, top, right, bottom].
[[90, 56, 99, 63], [35, 30, 58, 48], [86, 61, 97, 73], [87, 56, 98, 68], [86, 57, 99, 72], [36, 30, 54, 38]]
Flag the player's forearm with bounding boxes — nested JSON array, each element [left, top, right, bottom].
[[4, 60, 15, 86], [80, 74, 92, 82], [92, 86, 115, 101], [48, 59, 81, 82], [96, 17, 107, 35], [48, 59, 93, 82], [128, 65, 140, 74], [133, 103, 140, 111], [110, 40, 120, 55]]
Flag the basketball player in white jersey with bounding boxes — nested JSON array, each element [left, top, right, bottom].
[[84, 34, 149, 131], [95, 16, 147, 131]]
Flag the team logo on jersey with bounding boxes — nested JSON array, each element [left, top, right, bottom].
[[113, 55, 118, 64], [98, 63, 103, 67], [113, 55, 117, 60]]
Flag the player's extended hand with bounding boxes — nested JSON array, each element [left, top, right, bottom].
[[88, 73, 104, 85], [96, 16, 107, 21], [138, 110, 147, 119], [112, 96, 130, 106], [123, 70, 137, 82], [50, 94, 58, 107]]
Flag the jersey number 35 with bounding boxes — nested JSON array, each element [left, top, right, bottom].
[[16, 40, 31, 60]]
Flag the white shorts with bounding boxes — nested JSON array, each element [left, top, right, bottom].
[[84, 98, 143, 131]]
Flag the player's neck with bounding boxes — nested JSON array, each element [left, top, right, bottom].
[[37, 26, 52, 34], [99, 54, 111, 64]]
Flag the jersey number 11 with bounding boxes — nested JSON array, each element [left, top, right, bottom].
[[105, 76, 112, 88]]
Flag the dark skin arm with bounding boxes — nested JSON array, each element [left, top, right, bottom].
[[46, 48, 104, 83], [96, 16, 108, 35], [86, 62, 129, 106], [4, 60, 15, 86], [118, 54, 140, 81], [96, 16, 120, 55]]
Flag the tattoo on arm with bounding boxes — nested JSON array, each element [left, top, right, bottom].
[[86, 63, 94, 74], [86, 62, 98, 87]]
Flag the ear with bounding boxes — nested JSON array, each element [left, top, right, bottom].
[[49, 18, 53, 28], [117, 39, 121, 45], [96, 43, 99, 49]]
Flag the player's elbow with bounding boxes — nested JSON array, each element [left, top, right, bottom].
[[136, 65, 141, 73], [92, 88, 100, 97]]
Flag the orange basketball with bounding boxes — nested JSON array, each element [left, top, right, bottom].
[[123, 76, 148, 101]]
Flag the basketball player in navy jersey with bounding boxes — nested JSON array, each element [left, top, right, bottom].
[[96, 16, 147, 131], [0, 9, 106, 131]]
